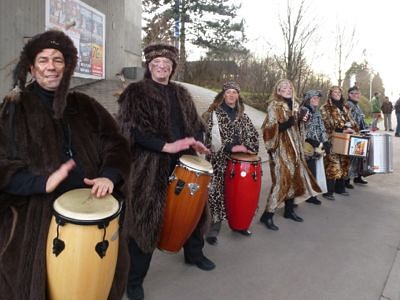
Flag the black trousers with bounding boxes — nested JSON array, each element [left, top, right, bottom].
[[127, 224, 205, 291], [306, 157, 316, 178]]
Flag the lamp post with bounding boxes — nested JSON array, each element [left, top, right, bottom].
[[369, 71, 374, 102]]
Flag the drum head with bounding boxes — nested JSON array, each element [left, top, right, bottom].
[[53, 189, 120, 222], [179, 155, 213, 174], [230, 153, 260, 162]]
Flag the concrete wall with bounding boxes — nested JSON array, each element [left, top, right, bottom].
[[0, 0, 142, 99]]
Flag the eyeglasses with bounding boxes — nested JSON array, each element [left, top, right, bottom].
[[150, 59, 173, 67]]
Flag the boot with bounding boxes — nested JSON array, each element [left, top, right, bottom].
[[260, 211, 279, 231], [322, 179, 335, 200], [344, 178, 354, 189], [284, 199, 303, 222], [335, 179, 349, 196], [354, 175, 368, 184]]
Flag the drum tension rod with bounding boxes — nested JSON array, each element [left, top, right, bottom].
[[174, 179, 185, 195], [52, 218, 66, 256], [95, 223, 110, 259]]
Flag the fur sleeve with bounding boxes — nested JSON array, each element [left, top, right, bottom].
[[262, 101, 280, 152]]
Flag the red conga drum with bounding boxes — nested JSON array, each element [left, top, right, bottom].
[[224, 153, 262, 231], [158, 155, 213, 252]]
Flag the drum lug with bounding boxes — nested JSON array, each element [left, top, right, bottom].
[[52, 224, 65, 256], [230, 168, 235, 178], [95, 226, 109, 258], [174, 179, 185, 195], [252, 171, 257, 181], [188, 183, 200, 196]]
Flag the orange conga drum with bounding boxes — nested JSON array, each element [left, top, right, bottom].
[[158, 155, 213, 252], [224, 153, 262, 231], [46, 189, 121, 300]]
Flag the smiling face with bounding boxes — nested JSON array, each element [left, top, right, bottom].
[[223, 88, 239, 108], [277, 81, 293, 98], [330, 88, 342, 101], [30, 48, 65, 91], [349, 90, 361, 102], [148, 57, 173, 85]]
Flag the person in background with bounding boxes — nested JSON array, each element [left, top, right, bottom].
[[259, 79, 321, 231], [202, 81, 259, 244], [300, 90, 330, 205], [320, 86, 358, 200], [117, 43, 215, 300], [345, 86, 369, 186], [395, 96, 400, 137], [371, 92, 381, 131], [381, 96, 394, 131], [0, 30, 130, 299]]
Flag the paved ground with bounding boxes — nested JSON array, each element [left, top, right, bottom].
[[74, 80, 400, 300]]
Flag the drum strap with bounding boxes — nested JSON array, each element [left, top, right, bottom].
[[211, 111, 222, 152]]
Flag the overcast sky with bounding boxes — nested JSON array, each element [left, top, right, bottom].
[[237, 0, 399, 97]]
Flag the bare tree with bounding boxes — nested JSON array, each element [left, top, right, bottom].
[[276, 0, 317, 83], [335, 24, 357, 87]]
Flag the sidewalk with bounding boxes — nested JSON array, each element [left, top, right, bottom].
[[121, 83, 400, 300]]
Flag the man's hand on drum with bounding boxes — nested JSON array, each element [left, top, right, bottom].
[[232, 145, 253, 153], [46, 159, 76, 193], [162, 137, 210, 155], [83, 177, 114, 198]]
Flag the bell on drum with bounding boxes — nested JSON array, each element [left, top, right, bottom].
[[158, 155, 213, 253], [46, 189, 121, 300], [224, 153, 262, 231]]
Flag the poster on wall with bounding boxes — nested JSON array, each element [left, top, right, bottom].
[[45, 0, 106, 79]]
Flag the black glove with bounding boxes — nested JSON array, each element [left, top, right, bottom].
[[278, 116, 295, 132], [334, 127, 344, 133], [322, 141, 331, 154], [305, 138, 320, 148]]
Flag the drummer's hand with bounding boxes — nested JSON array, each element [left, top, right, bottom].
[[46, 159, 76, 193], [232, 145, 251, 153], [83, 177, 114, 198], [162, 137, 196, 153], [191, 140, 210, 155], [343, 128, 354, 134]]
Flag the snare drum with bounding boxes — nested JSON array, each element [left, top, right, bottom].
[[224, 153, 262, 231], [158, 155, 213, 252], [365, 133, 393, 174], [46, 189, 121, 300]]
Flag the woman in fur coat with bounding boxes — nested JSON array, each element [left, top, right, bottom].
[[320, 86, 358, 200], [259, 79, 321, 231], [202, 81, 259, 245], [0, 30, 130, 299]]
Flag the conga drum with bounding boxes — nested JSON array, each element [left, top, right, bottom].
[[46, 189, 121, 300], [158, 155, 213, 252], [224, 153, 262, 231]]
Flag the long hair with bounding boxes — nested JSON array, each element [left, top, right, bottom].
[[268, 78, 299, 104], [206, 89, 245, 119]]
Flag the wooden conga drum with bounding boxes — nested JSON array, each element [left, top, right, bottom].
[[158, 155, 213, 252], [224, 153, 262, 231], [46, 189, 121, 300]]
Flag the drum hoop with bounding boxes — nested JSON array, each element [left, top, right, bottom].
[[228, 156, 261, 163], [53, 202, 122, 226], [177, 163, 213, 175]]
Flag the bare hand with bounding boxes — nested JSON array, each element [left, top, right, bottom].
[[83, 177, 114, 198], [162, 137, 196, 153], [46, 159, 76, 193], [302, 111, 310, 122], [231, 145, 251, 153], [191, 140, 210, 155], [343, 128, 354, 134]]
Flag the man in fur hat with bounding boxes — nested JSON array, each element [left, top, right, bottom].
[[117, 43, 215, 300], [0, 30, 130, 299]]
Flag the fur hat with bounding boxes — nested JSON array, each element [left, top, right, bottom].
[[12, 30, 78, 119], [304, 89, 322, 101], [222, 81, 240, 93], [144, 43, 178, 66], [348, 86, 359, 94]]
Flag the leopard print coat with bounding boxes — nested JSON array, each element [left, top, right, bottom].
[[203, 105, 259, 223]]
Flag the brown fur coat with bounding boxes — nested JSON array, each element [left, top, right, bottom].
[[117, 79, 207, 253], [0, 86, 130, 300]]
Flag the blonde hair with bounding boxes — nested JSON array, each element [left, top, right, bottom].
[[268, 79, 298, 103]]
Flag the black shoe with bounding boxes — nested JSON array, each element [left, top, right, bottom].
[[305, 196, 321, 205], [354, 176, 368, 184], [127, 285, 144, 300], [345, 181, 354, 189], [260, 212, 279, 231], [389, 129, 394, 131], [206, 236, 217, 245], [233, 229, 252, 236], [185, 255, 216, 271], [283, 210, 304, 222], [322, 193, 335, 201], [336, 191, 350, 196]]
